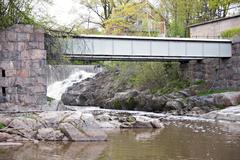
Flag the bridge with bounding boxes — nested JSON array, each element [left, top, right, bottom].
[[56, 35, 232, 61]]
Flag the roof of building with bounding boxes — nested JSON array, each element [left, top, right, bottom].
[[189, 14, 240, 28]]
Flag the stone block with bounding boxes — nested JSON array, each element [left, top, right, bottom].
[[0, 31, 6, 41], [29, 85, 46, 93], [21, 25, 34, 33], [34, 28, 44, 34], [17, 33, 30, 41], [30, 33, 44, 42], [0, 61, 15, 70], [12, 24, 33, 33], [2, 42, 15, 52], [5, 69, 17, 77], [20, 50, 30, 60], [17, 42, 27, 52], [7, 87, 17, 94], [19, 94, 37, 104], [6, 31, 17, 41], [17, 69, 29, 78], [28, 42, 39, 49], [29, 49, 46, 60]]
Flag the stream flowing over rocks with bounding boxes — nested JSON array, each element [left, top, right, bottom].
[[1, 67, 240, 143], [62, 70, 240, 115]]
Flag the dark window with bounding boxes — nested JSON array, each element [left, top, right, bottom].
[[1, 70, 5, 77], [2, 87, 6, 97]]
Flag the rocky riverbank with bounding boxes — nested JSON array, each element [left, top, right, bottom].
[[62, 70, 240, 115], [1, 104, 240, 143], [0, 108, 165, 142]]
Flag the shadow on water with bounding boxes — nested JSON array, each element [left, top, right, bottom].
[[1, 121, 240, 160]]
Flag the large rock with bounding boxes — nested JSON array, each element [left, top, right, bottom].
[[202, 105, 240, 122], [37, 128, 64, 141], [8, 117, 43, 139], [59, 123, 107, 141], [0, 133, 12, 142]]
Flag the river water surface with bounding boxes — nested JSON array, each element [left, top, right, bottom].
[[1, 121, 240, 160]]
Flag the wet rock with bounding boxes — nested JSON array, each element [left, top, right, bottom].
[[59, 123, 107, 141], [43, 100, 66, 111], [133, 116, 153, 128], [37, 128, 64, 141], [96, 114, 112, 122], [150, 119, 164, 128], [202, 105, 240, 122]]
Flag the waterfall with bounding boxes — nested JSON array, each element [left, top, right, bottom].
[[47, 65, 99, 100]]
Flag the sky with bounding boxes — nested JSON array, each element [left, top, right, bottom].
[[37, 0, 239, 28], [38, 0, 159, 27], [46, 0, 86, 26]]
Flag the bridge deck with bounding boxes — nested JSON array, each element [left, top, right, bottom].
[[58, 35, 232, 61]]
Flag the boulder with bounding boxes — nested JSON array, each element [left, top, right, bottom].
[[38, 111, 73, 128], [59, 123, 107, 141], [202, 105, 240, 122], [133, 116, 153, 128], [0, 133, 12, 142], [37, 128, 64, 141], [213, 92, 240, 107], [8, 117, 43, 139], [165, 100, 185, 111], [150, 119, 164, 128]]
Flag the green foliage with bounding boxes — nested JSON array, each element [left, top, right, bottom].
[[160, 0, 239, 37], [47, 96, 55, 102], [0, 123, 5, 129], [197, 89, 233, 96], [0, 0, 34, 30], [45, 34, 71, 65], [113, 100, 121, 110], [71, 60, 104, 65], [125, 97, 137, 110], [221, 28, 240, 38], [105, 61, 189, 95], [215, 104, 226, 110], [194, 80, 205, 85]]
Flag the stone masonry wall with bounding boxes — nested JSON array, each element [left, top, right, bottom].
[[180, 39, 240, 90], [190, 15, 240, 38], [0, 24, 47, 112]]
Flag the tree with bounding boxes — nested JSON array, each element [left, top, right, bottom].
[[79, 0, 131, 28], [104, 1, 165, 36], [158, 0, 240, 37], [0, 0, 52, 30]]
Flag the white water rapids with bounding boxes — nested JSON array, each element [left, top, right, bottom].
[[47, 70, 96, 100]]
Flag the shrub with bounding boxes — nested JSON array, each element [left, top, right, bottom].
[[221, 28, 240, 38], [0, 123, 5, 129]]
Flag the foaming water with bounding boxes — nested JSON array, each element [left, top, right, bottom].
[[47, 70, 95, 100]]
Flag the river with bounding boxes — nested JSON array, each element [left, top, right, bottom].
[[1, 121, 240, 160], [31, 66, 240, 160]]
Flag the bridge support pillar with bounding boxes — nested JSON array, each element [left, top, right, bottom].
[[181, 39, 240, 90]]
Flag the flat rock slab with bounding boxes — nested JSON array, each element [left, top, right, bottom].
[[0, 142, 23, 146], [202, 105, 240, 122]]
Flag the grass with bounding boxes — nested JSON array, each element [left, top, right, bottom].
[[197, 89, 233, 96], [47, 96, 55, 102], [221, 28, 240, 38], [0, 123, 5, 129]]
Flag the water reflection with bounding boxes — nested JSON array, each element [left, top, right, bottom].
[[1, 122, 240, 160], [0, 142, 107, 160]]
